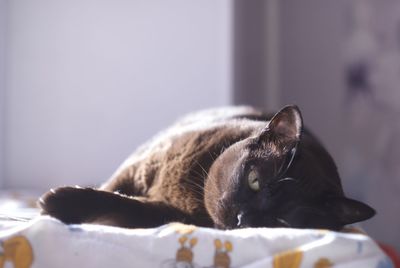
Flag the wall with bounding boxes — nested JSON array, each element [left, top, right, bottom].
[[279, 0, 400, 250], [233, 0, 268, 108], [232, 0, 281, 111], [280, 0, 345, 160], [0, 0, 6, 187], [4, 0, 232, 190]]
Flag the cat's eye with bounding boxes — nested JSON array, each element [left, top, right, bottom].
[[248, 169, 260, 191]]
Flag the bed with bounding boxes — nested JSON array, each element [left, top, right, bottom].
[[0, 190, 396, 268]]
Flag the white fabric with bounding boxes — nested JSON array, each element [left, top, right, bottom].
[[0, 216, 392, 268]]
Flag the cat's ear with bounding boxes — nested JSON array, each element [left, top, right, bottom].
[[326, 197, 376, 225], [261, 105, 303, 144]]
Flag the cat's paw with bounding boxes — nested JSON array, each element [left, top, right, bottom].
[[38, 186, 100, 224]]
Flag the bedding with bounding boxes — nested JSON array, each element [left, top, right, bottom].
[[0, 191, 395, 268]]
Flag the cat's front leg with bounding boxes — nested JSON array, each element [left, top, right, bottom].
[[39, 186, 192, 228], [39, 186, 100, 224]]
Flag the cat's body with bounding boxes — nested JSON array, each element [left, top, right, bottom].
[[40, 105, 375, 230], [103, 107, 268, 223]]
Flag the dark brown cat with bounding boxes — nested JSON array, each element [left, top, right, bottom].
[[39, 105, 375, 230]]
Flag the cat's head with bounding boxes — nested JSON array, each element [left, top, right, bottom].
[[204, 105, 375, 230]]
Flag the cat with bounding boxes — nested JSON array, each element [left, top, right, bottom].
[[39, 105, 375, 230]]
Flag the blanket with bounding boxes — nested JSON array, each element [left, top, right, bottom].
[[0, 216, 393, 268]]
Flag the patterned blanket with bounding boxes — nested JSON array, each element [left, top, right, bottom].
[[0, 216, 392, 268]]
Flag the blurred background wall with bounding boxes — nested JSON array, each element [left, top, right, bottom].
[[278, 0, 400, 250], [0, 0, 6, 188], [2, 0, 232, 189], [0, 0, 399, 250]]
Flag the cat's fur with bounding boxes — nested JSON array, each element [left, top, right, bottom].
[[39, 105, 375, 230]]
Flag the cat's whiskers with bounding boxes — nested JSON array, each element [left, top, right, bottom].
[[181, 182, 204, 203], [207, 150, 217, 162], [184, 181, 204, 197], [276, 217, 291, 227], [188, 170, 207, 187], [277, 177, 297, 183], [192, 159, 219, 188], [220, 145, 227, 155], [189, 168, 207, 181], [193, 159, 210, 178], [182, 171, 207, 201], [184, 181, 203, 194]]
